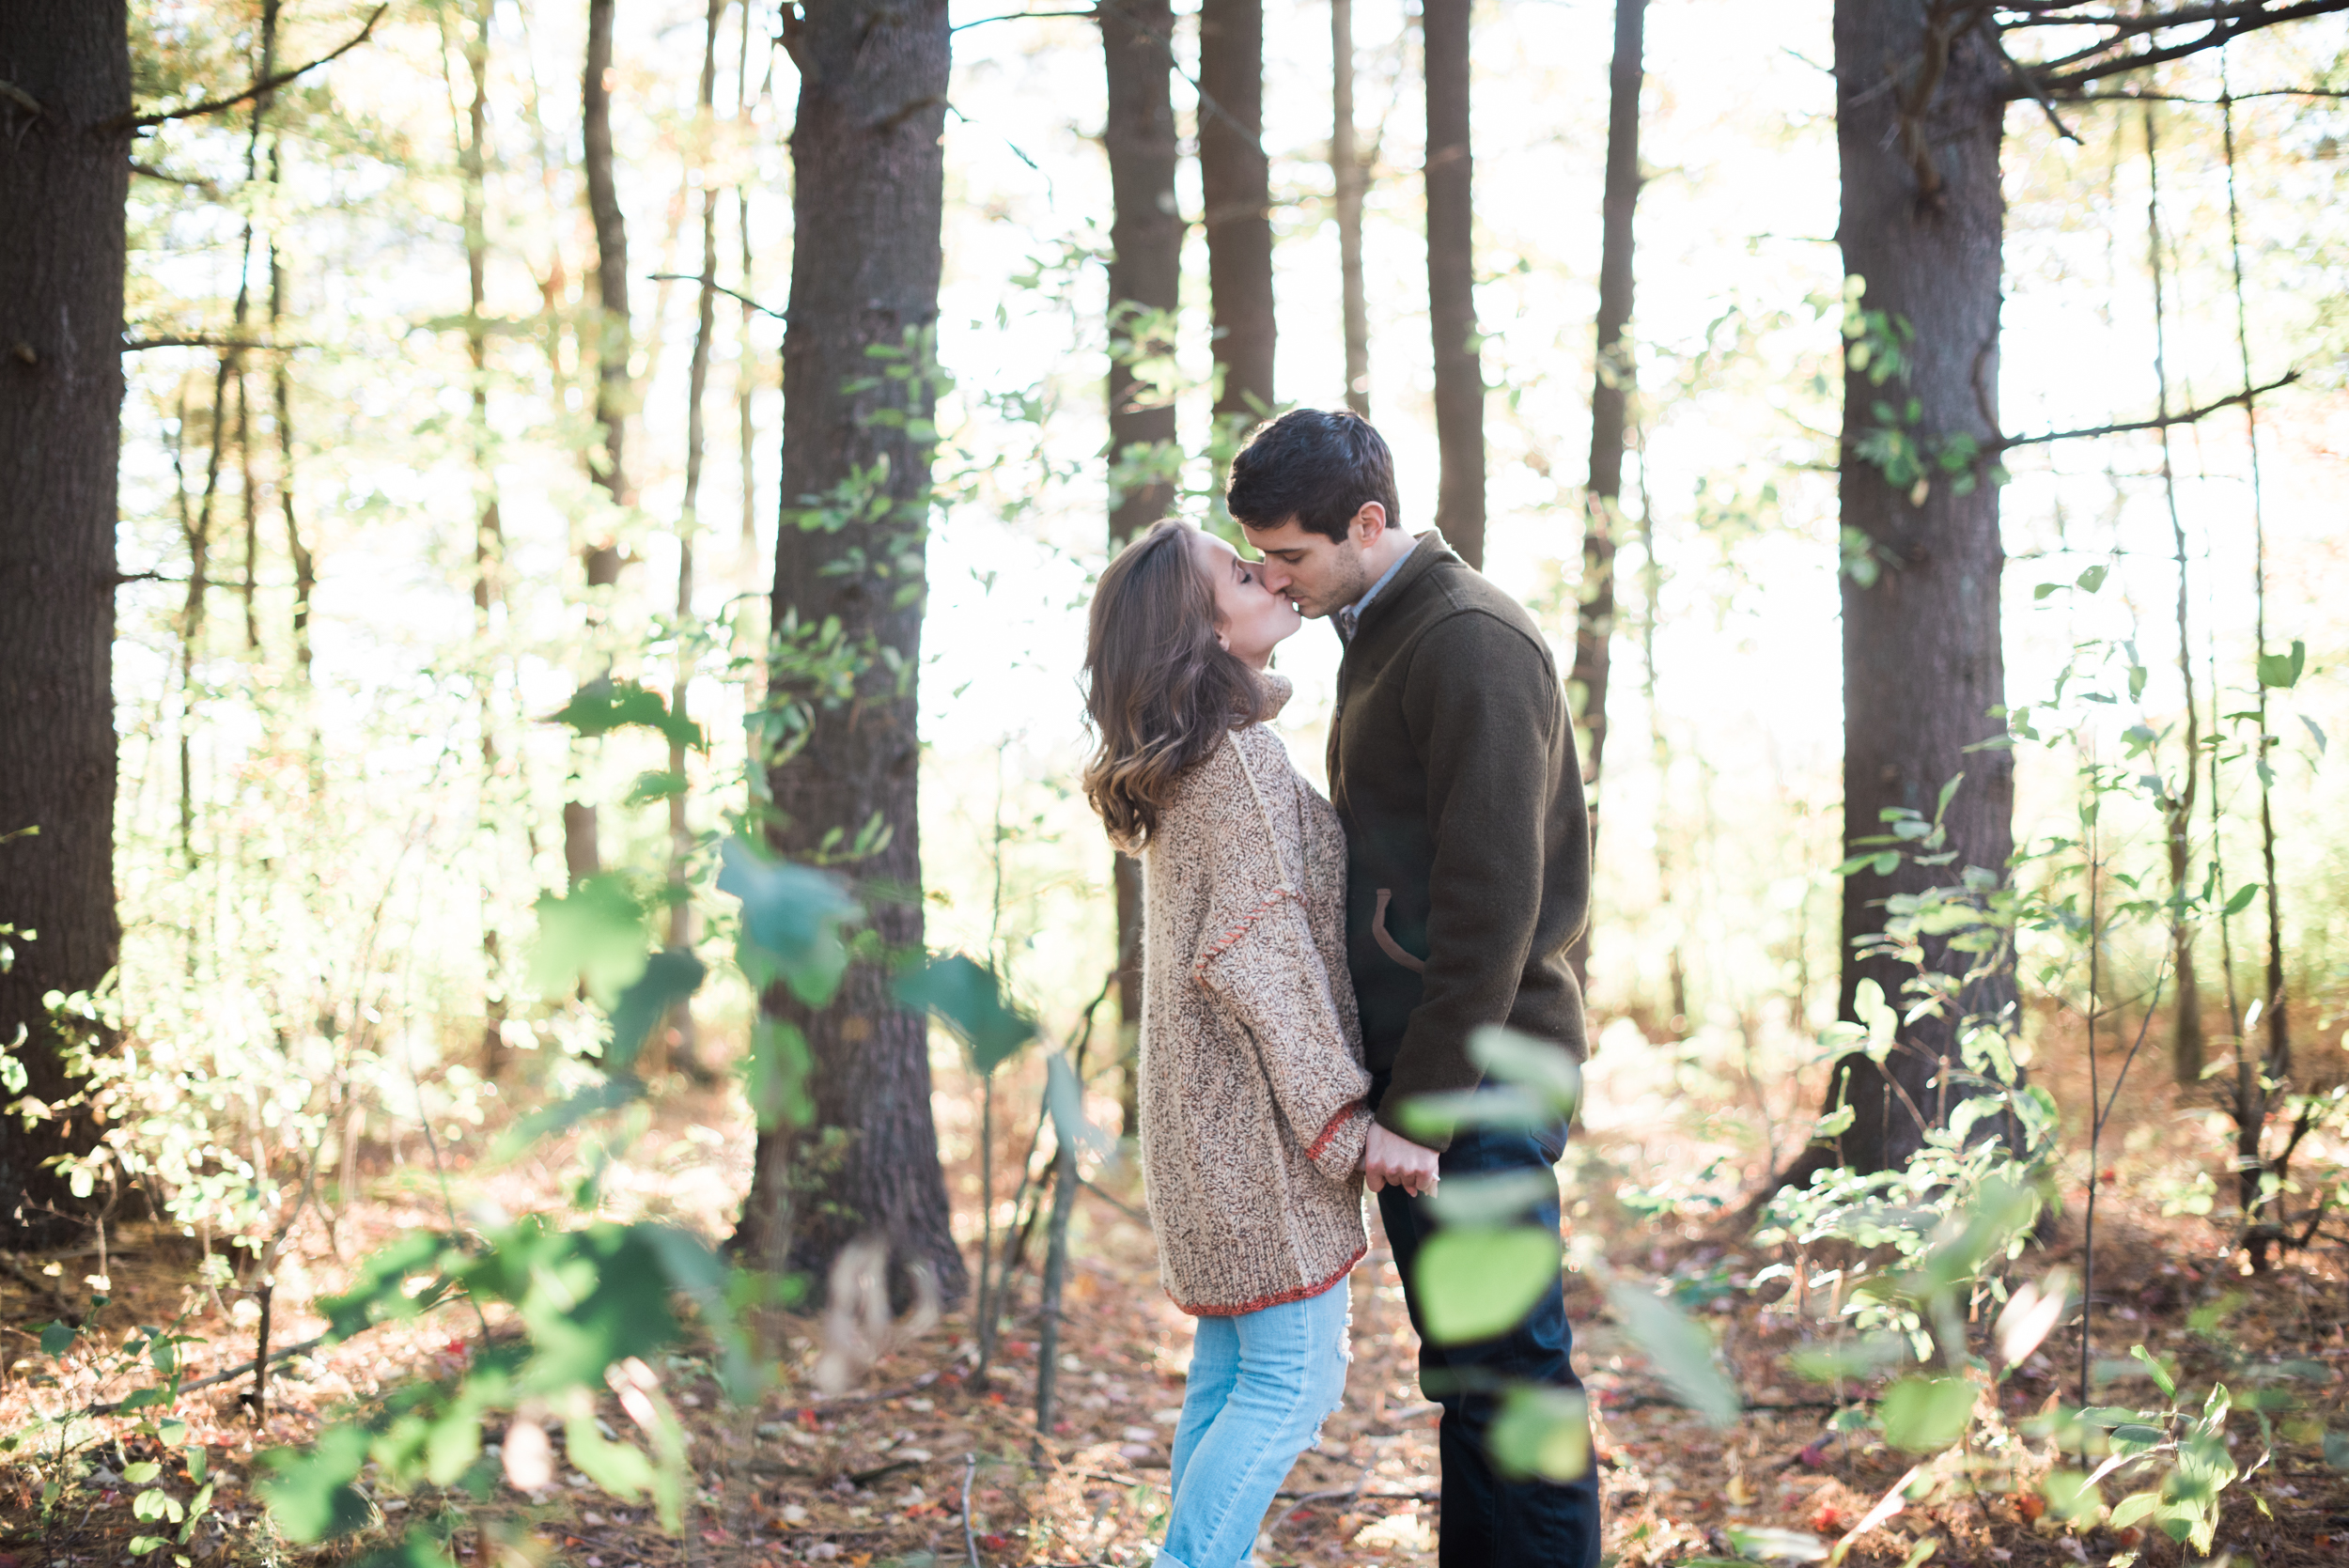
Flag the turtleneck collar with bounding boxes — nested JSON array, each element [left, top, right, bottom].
[[1254, 668, 1296, 720]]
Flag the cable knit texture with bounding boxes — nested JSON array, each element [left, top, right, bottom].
[[1139, 676, 1372, 1316]]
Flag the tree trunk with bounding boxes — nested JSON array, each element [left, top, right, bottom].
[[1333, 0, 1368, 415], [732, 0, 965, 1309], [1807, 2, 2015, 1179], [1423, 0, 1482, 568], [1565, 0, 1643, 998], [1199, 0, 1273, 429], [661, 0, 727, 1086], [456, 0, 508, 1075], [1103, 0, 1181, 1137], [571, 0, 629, 887], [2143, 106, 2202, 1086], [0, 0, 130, 1247]]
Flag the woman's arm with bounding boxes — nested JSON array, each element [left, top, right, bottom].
[[1172, 748, 1374, 1182]]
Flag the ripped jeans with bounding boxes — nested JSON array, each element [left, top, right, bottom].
[[1161, 1279, 1352, 1568]]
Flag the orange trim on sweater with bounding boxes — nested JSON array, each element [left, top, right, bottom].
[[1167, 1240, 1367, 1318], [1191, 884, 1293, 978], [1305, 1100, 1369, 1163]]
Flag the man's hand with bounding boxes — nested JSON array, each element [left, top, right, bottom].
[[1361, 1123, 1441, 1197]]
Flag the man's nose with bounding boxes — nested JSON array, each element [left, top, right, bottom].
[[1256, 559, 1292, 592]]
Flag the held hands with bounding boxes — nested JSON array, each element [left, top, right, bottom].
[[1360, 1122, 1441, 1197]]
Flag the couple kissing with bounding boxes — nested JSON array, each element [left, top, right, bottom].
[[1081, 409, 1600, 1568]]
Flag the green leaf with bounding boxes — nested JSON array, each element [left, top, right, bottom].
[[1423, 1171, 1561, 1229], [1607, 1279, 1741, 1427], [128, 1538, 168, 1558], [2221, 883, 2261, 918], [1812, 1102, 1856, 1140], [622, 769, 690, 806], [349, 1529, 463, 1568], [38, 1320, 75, 1358], [528, 875, 649, 1006], [2301, 714, 2327, 754], [716, 838, 859, 1005], [1395, 1084, 1557, 1141], [605, 949, 707, 1075], [2323, 1429, 2349, 1470], [1878, 1375, 1976, 1452], [2255, 639, 2306, 690], [2043, 1468, 2100, 1522], [123, 1462, 162, 1484], [1486, 1385, 1591, 1481], [1784, 1334, 1906, 1384], [2033, 582, 2061, 601], [258, 1422, 373, 1542], [2108, 1490, 2162, 1529], [2077, 564, 2108, 593], [894, 954, 1037, 1075], [1414, 1227, 1562, 1343], [1468, 1026, 1581, 1117], [319, 1232, 451, 1341], [547, 676, 705, 753], [1044, 1050, 1114, 1160], [2130, 1343, 2178, 1398]]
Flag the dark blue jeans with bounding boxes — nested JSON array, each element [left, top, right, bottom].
[[1373, 1097, 1602, 1568]]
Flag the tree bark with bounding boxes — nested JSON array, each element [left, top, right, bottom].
[[0, 0, 130, 1247], [1565, 0, 1643, 998], [732, 0, 965, 1309], [570, 0, 628, 888], [1199, 0, 1273, 428], [1103, 0, 1182, 1137], [1333, 0, 1368, 415], [1423, 0, 1482, 568], [1805, 1, 2016, 1179]]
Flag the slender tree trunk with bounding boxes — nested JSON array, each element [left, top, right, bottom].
[[270, 142, 310, 685], [1103, 0, 1181, 1138], [1803, 1, 2015, 1179], [1332, 0, 1368, 415], [1423, 0, 1482, 568], [662, 0, 727, 1085], [1199, 0, 1273, 432], [237, 371, 259, 651], [733, 0, 966, 1309], [458, 0, 508, 1074], [571, 0, 629, 888], [0, 0, 131, 1247], [2143, 106, 2203, 1086], [1564, 0, 1643, 998]]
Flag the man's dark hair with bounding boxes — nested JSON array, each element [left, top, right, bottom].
[[1224, 408, 1400, 543]]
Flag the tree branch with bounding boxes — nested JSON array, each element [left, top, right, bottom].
[[123, 335, 299, 352], [2007, 0, 2349, 94], [105, 4, 389, 132], [645, 272, 788, 320], [83, 1333, 328, 1416], [0, 79, 41, 116], [1995, 371, 2297, 450]]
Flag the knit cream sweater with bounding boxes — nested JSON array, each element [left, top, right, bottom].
[[1137, 677, 1373, 1316]]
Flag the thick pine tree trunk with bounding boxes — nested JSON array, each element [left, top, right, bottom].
[[1806, 1, 2016, 1179], [1103, 0, 1181, 1137], [1199, 0, 1273, 427], [1565, 0, 1643, 998], [1423, 0, 1482, 568], [733, 0, 965, 1308], [0, 1, 130, 1247]]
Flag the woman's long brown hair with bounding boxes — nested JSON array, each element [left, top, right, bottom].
[[1081, 520, 1269, 848]]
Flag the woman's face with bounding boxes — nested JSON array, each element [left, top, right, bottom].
[[1190, 528, 1301, 669]]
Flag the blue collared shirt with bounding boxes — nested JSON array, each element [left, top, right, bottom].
[[1336, 542, 1413, 644]]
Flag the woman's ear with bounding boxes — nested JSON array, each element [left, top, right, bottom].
[[1215, 629, 1232, 652]]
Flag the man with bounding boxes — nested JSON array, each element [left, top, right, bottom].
[[1227, 408, 1600, 1568]]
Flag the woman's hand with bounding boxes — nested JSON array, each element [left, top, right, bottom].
[[1361, 1124, 1440, 1196]]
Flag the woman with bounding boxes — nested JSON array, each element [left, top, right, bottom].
[[1081, 519, 1374, 1568]]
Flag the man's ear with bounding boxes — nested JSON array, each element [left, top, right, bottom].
[[1352, 502, 1388, 544]]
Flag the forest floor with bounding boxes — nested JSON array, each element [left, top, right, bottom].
[[8, 1022, 2349, 1567]]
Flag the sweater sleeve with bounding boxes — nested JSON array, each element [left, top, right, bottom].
[[1384, 612, 1564, 1140], [1176, 753, 1375, 1183]]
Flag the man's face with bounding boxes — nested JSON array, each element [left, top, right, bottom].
[[1238, 505, 1382, 620]]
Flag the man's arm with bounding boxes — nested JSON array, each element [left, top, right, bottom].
[[1382, 612, 1565, 1143]]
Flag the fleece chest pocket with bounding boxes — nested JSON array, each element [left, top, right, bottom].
[[1372, 888, 1426, 974]]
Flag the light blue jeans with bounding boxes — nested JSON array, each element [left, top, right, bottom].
[[1162, 1281, 1351, 1568]]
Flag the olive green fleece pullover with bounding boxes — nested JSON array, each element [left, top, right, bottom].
[[1325, 530, 1592, 1148]]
